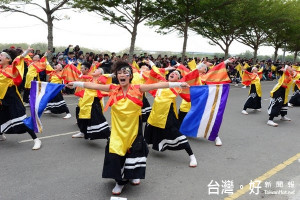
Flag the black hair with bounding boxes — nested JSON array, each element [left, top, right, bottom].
[[275, 64, 284, 76], [3, 48, 18, 64], [112, 61, 133, 83], [81, 62, 91, 70], [138, 62, 151, 70], [246, 66, 253, 73], [15, 48, 23, 56], [73, 45, 80, 52]]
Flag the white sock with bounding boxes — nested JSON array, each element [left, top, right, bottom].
[[189, 154, 197, 167], [112, 183, 124, 195]]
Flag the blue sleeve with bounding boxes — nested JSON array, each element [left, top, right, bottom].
[[64, 47, 69, 56]]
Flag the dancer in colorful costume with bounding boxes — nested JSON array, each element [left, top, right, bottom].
[[44, 63, 72, 119], [288, 68, 300, 107], [241, 66, 263, 115], [144, 60, 198, 167], [67, 61, 189, 195], [267, 65, 296, 127], [0, 48, 41, 150], [70, 62, 111, 140], [23, 51, 53, 106]]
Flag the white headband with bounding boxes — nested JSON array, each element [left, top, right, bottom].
[[120, 67, 131, 74], [56, 64, 62, 70], [98, 68, 104, 74], [198, 63, 208, 72], [284, 65, 289, 70], [251, 67, 257, 72], [1, 52, 12, 61], [173, 70, 181, 78]]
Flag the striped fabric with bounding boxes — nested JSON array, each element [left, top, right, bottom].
[[23, 81, 65, 133], [180, 84, 230, 141]]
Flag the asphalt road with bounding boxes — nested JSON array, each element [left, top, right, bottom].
[[1, 81, 299, 200]]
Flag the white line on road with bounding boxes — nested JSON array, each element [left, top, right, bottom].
[[18, 131, 79, 143], [66, 103, 78, 106]]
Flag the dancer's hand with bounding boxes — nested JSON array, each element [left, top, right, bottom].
[[180, 82, 190, 88]]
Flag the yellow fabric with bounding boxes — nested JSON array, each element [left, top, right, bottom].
[[0, 74, 14, 99], [243, 63, 250, 69], [147, 88, 177, 129], [132, 61, 140, 70], [235, 63, 243, 77], [270, 73, 293, 104], [15, 56, 25, 79], [77, 62, 82, 71], [110, 98, 141, 156], [152, 65, 166, 77], [45, 62, 54, 72], [50, 74, 62, 84], [78, 89, 98, 119], [188, 59, 197, 70], [292, 65, 300, 71], [292, 73, 300, 92], [90, 64, 97, 73], [179, 99, 191, 112], [270, 76, 284, 98], [25, 58, 53, 88], [102, 74, 113, 84], [249, 76, 262, 97], [132, 72, 145, 84], [271, 65, 277, 72], [25, 65, 38, 88]]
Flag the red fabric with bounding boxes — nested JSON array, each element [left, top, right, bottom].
[[201, 62, 231, 84], [105, 84, 143, 111], [61, 64, 82, 83], [242, 70, 257, 86]]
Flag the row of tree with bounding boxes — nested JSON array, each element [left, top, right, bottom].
[[1, 0, 299, 63]]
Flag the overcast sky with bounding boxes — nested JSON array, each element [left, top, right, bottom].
[[0, 6, 284, 56]]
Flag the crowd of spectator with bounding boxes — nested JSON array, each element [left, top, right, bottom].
[[8, 44, 300, 90]]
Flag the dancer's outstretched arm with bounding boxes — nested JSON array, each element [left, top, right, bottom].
[[67, 81, 110, 92]]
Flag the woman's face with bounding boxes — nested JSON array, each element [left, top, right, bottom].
[[140, 65, 150, 72], [33, 55, 40, 62], [92, 68, 103, 77], [198, 66, 207, 74], [81, 66, 89, 75], [168, 71, 180, 82], [0, 52, 10, 65], [117, 67, 131, 86], [54, 64, 62, 71]]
